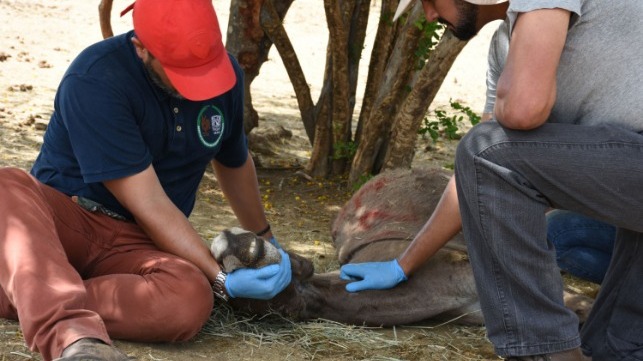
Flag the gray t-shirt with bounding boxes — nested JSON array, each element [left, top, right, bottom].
[[484, 0, 643, 132], [483, 20, 509, 116]]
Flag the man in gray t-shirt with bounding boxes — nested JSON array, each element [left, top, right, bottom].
[[341, 0, 643, 360], [484, 21, 617, 286], [457, 1, 643, 359]]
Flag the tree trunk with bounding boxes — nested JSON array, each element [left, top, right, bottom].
[[382, 31, 467, 170], [349, 4, 424, 184], [257, 0, 469, 183], [98, 0, 114, 39], [356, 0, 397, 142], [307, 0, 371, 177], [226, 0, 294, 134], [307, 78, 332, 177], [260, 0, 316, 142], [324, 0, 353, 175]]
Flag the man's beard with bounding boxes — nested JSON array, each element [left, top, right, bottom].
[[449, 0, 479, 41], [143, 59, 184, 99]]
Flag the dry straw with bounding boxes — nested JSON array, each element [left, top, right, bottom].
[[201, 304, 494, 360]]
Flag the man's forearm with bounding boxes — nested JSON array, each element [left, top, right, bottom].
[[398, 175, 462, 276], [104, 165, 221, 282], [212, 156, 270, 236], [135, 200, 222, 282]]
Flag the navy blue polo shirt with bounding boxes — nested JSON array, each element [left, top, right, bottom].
[[31, 31, 248, 220]]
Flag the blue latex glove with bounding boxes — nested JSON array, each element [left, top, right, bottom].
[[339, 259, 408, 292], [268, 235, 282, 249], [225, 249, 292, 300]]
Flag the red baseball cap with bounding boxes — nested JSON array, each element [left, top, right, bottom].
[[123, 0, 236, 101]]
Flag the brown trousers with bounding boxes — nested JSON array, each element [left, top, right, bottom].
[[0, 168, 214, 360]]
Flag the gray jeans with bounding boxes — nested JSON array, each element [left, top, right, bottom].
[[454, 121, 643, 359]]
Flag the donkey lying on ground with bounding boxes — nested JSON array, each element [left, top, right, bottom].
[[213, 168, 593, 327]]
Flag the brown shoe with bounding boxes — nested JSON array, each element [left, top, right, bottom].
[[505, 347, 591, 361], [55, 338, 131, 361]]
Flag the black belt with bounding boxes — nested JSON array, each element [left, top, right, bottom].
[[75, 196, 129, 222]]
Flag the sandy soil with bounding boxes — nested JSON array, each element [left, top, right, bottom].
[[0, 0, 506, 360]]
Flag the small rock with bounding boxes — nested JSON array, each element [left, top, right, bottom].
[[23, 115, 36, 126], [34, 120, 48, 131]]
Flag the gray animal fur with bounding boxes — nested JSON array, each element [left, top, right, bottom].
[[211, 227, 281, 272]]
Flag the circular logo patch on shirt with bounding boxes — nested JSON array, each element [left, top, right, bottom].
[[197, 105, 225, 148]]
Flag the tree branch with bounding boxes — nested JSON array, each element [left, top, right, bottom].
[[260, 0, 316, 143]]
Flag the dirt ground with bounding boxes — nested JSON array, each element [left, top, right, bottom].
[[0, 0, 551, 360]]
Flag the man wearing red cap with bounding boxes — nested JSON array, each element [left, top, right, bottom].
[[341, 0, 643, 360], [0, 0, 291, 360]]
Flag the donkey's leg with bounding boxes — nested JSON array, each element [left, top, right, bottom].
[[296, 241, 481, 326]]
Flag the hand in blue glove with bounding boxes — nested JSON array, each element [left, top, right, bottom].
[[339, 259, 407, 292], [225, 249, 292, 300]]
